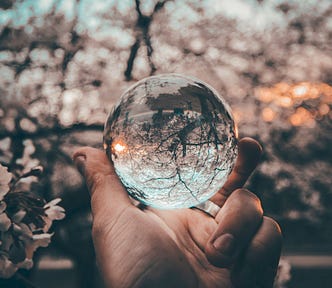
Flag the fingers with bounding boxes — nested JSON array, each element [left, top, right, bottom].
[[205, 189, 263, 268], [73, 147, 133, 220], [232, 217, 282, 288], [210, 137, 262, 207]]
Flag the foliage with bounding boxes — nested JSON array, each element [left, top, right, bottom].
[[0, 163, 65, 279]]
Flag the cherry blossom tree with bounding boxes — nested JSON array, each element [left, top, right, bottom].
[[0, 0, 331, 286]]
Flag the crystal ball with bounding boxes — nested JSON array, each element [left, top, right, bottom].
[[104, 74, 238, 209]]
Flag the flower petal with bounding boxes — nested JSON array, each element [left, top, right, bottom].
[[32, 233, 53, 250], [0, 202, 6, 213], [17, 258, 33, 270], [17, 223, 33, 241], [44, 198, 62, 209], [0, 164, 12, 199], [0, 213, 11, 232], [45, 206, 66, 221], [12, 210, 26, 223], [42, 216, 53, 233]]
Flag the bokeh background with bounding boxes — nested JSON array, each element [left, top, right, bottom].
[[0, 0, 331, 287]]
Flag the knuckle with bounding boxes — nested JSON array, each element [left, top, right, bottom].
[[233, 188, 262, 212], [263, 216, 283, 239], [245, 189, 261, 205]]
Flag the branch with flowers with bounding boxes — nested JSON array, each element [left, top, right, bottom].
[[0, 163, 65, 279]]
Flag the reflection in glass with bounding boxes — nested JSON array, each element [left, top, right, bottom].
[[104, 74, 238, 209]]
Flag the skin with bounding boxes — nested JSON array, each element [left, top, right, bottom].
[[73, 138, 282, 288]]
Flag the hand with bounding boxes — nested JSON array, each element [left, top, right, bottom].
[[73, 138, 282, 288]]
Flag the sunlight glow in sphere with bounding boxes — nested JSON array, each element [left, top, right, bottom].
[[104, 74, 238, 209]]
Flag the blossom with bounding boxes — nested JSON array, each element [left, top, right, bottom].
[[17, 258, 33, 270], [0, 202, 6, 213], [0, 164, 65, 279], [0, 213, 11, 232], [30, 233, 53, 251], [11, 210, 27, 224], [0, 165, 12, 201], [43, 198, 65, 232], [16, 223, 33, 241]]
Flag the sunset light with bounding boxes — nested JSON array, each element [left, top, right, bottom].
[[261, 107, 276, 122], [256, 82, 332, 126], [113, 142, 127, 153]]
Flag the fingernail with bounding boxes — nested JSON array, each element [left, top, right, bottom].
[[213, 233, 237, 257], [74, 155, 86, 175]]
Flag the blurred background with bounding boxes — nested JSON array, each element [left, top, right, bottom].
[[0, 0, 331, 287]]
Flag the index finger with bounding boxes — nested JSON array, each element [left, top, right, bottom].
[[210, 137, 262, 207]]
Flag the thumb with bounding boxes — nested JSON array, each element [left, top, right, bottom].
[[73, 147, 133, 220], [205, 189, 263, 268]]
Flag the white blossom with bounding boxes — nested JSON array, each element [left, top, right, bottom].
[[12, 210, 26, 223], [16, 223, 33, 241], [0, 202, 6, 213], [0, 164, 65, 279], [44, 198, 62, 208], [31, 233, 53, 250], [17, 258, 33, 270], [44, 198, 66, 221], [42, 216, 53, 233], [0, 213, 11, 232], [42, 198, 66, 232], [0, 165, 12, 200], [12, 223, 23, 234]]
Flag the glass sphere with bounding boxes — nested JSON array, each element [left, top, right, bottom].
[[104, 74, 238, 209]]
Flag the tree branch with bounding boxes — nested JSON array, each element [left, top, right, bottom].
[[124, 39, 141, 80], [135, 0, 143, 17], [152, 0, 171, 15]]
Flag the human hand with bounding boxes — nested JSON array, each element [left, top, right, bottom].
[[73, 138, 282, 288]]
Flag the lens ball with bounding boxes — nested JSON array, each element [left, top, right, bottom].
[[104, 74, 238, 209]]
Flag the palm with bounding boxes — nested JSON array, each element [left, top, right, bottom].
[[102, 206, 229, 288]]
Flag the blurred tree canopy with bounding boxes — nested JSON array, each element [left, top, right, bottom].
[[0, 0, 331, 255]]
